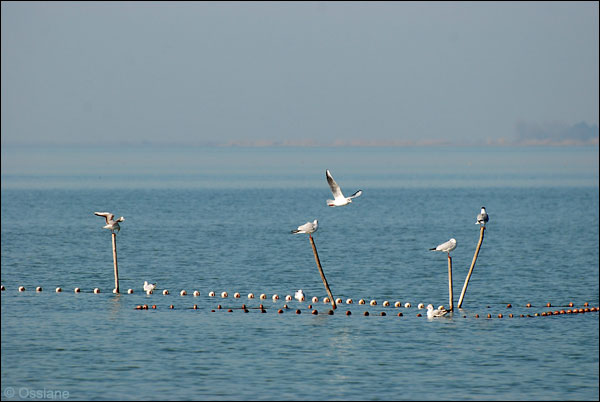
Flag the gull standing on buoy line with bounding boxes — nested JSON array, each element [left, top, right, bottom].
[[94, 212, 125, 233], [143, 281, 157, 292], [429, 238, 457, 257], [291, 219, 318, 234], [426, 304, 449, 318], [294, 289, 305, 302], [476, 207, 489, 226], [325, 169, 362, 207]]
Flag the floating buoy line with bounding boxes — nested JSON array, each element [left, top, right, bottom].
[[2, 284, 598, 319]]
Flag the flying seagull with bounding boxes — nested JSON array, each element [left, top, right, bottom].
[[291, 219, 318, 234], [476, 207, 489, 226], [326, 169, 362, 207], [426, 304, 449, 318], [429, 238, 457, 257], [94, 212, 125, 233]]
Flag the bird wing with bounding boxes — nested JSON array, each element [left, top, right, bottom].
[[326, 170, 344, 199], [436, 239, 452, 251], [94, 212, 114, 223], [348, 189, 362, 199]]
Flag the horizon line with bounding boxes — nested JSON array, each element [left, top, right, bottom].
[[1, 138, 599, 148]]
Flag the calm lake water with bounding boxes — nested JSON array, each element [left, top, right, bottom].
[[1, 145, 599, 401]]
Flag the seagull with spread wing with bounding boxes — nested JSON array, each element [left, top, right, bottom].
[[325, 169, 362, 207], [94, 212, 125, 233]]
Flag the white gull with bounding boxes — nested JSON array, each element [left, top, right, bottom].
[[427, 304, 448, 318], [94, 212, 125, 233], [476, 207, 489, 226], [429, 238, 457, 257], [326, 169, 362, 207], [143, 281, 157, 292], [294, 289, 305, 301], [291, 219, 318, 235]]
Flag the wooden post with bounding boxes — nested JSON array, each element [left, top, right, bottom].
[[309, 235, 336, 309], [457, 226, 485, 308], [112, 232, 119, 294], [447, 254, 454, 311]]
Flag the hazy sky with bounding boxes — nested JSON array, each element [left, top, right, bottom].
[[1, 1, 598, 146]]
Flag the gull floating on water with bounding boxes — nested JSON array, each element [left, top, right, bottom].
[[291, 220, 318, 235], [294, 289, 305, 301], [426, 304, 449, 318], [429, 238, 457, 257], [326, 169, 362, 207], [476, 207, 489, 226], [94, 212, 125, 233], [143, 281, 156, 292]]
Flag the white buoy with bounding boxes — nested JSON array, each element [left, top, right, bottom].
[[19, 286, 25, 292], [162, 289, 169, 295], [272, 294, 279, 301], [180, 290, 187, 296], [359, 299, 366, 305], [127, 289, 134, 294], [56, 287, 62, 293], [335, 298, 343, 305], [193, 290, 200, 297], [285, 295, 292, 301], [346, 298, 353, 304], [418, 303, 425, 309], [93, 288, 100, 294], [370, 300, 377, 306], [36, 287, 43, 292], [383, 301, 390, 307], [394, 301, 402, 308], [312, 296, 319, 303], [221, 291, 228, 298], [208, 291, 215, 297], [248, 293, 255, 299], [146, 289, 153, 295], [260, 293, 267, 300], [113, 288, 118, 294], [234, 292, 241, 298], [74, 287, 81, 293], [404, 302, 411, 308], [323, 297, 331, 304]]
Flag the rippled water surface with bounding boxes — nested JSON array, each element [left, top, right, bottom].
[[2, 146, 599, 400]]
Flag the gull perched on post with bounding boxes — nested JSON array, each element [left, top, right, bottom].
[[291, 219, 318, 235], [94, 212, 125, 233], [476, 207, 489, 226], [429, 238, 457, 257], [326, 169, 362, 207]]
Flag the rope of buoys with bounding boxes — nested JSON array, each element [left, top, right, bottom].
[[5, 285, 598, 319]]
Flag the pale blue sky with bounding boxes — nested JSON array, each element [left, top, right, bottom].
[[1, 1, 598, 146]]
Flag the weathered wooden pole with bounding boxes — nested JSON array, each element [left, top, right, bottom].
[[457, 225, 485, 308], [447, 254, 454, 311], [112, 232, 119, 294], [309, 234, 336, 309]]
